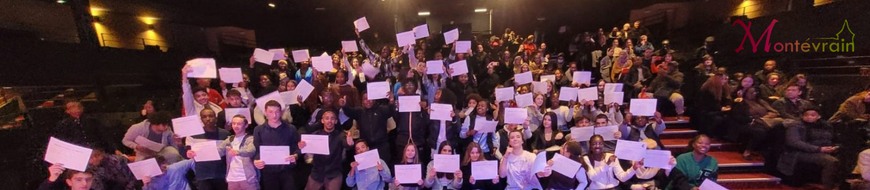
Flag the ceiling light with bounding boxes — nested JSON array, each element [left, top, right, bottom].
[[268, 3, 276, 8], [474, 8, 487, 13], [57, 0, 66, 4], [418, 11, 430, 16]]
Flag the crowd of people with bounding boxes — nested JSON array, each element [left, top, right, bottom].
[[39, 18, 870, 190]]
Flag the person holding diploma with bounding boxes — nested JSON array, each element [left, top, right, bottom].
[[182, 108, 230, 190], [300, 110, 354, 190], [425, 141, 464, 189], [139, 157, 197, 190], [545, 92, 574, 133], [346, 140, 392, 190], [393, 143, 426, 190], [499, 129, 544, 190], [460, 99, 498, 161], [584, 135, 641, 190], [525, 93, 546, 132], [619, 111, 666, 150], [668, 134, 718, 190], [216, 89, 250, 133], [427, 89, 461, 157], [537, 141, 589, 190], [629, 139, 676, 190], [566, 116, 594, 154], [252, 100, 301, 190], [343, 90, 396, 164], [460, 142, 499, 190], [182, 64, 224, 117], [122, 111, 182, 164], [38, 164, 95, 190], [217, 115, 258, 190], [393, 79, 431, 165], [531, 112, 566, 157], [594, 113, 623, 152]]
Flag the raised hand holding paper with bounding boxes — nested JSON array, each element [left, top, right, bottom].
[[341, 41, 358, 52], [433, 154, 460, 173], [255, 91, 285, 113], [515, 71, 533, 85], [362, 62, 380, 77], [615, 140, 647, 161], [395, 164, 422, 184], [443, 29, 459, 44], [449, 60, 469, 76], [604, 83, 624, 93], [414, 24, 429, 39], [354, 149, 381, 170], [172, 115, 205, 137], [128, 158, 163, 180], [185, 58, 217, 78], [604, 92, 624, 105], [260, 146, 290, 165], [398, 96, 421, 112], [280, 91, 299, 105], [559, 87, 578, 101], [540, 75, 556, 83], [268, 48, 286, 60], [629, 99, 658, 116], [190, 141, 221, 162], [218, 68, 243, 83], [532, 81, 548, 94], [291, 49, 310, 63], [429, 103, 453, 121], [533, 151, 547, 173], [594, 125, 620, 141], [135, 136, 165, 152], [300, 135, 330, 155], [366, 81, 390, 100], [396, 31, 415, 47], [473, 119, 498, 134], [515, 93, 534, 108], [454, 41, 471, 53], [311, 55, 334, 72], [504, 108, 528, 124], [44, 137, 92, 172], [224, 108, 252, 124], [577, 87, 599, 101], [495, 87, 515, 102], [354, 17, 369, 32], [573, 71, 592, 84], [471, 161, 498, 180], [643, 150, 672, 169], [253, 48, 275, 64], [570, 127, 594, 142], [552, 153, 583, 177], [296, 80, 315, 101], [426, 60, 444, 74]]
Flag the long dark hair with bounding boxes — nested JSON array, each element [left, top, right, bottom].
[[685, 134, 710, 153], [563, 141, 590, 171], [436, 141, 455, 179]]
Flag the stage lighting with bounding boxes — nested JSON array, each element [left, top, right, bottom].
[[475, 8, 487, 13], [268, 3, 276, 8], [418, 11, 430, 16]]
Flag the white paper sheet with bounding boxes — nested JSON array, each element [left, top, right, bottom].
[[570, 127, 594, 142], [341, 41, 358, 52], [615, 140, 647, 161], [185, 58, 217, 79], [190, 140, 221, 162], [515, 71, 533, 85], [172, 115, 205, 137], [354, 17, 370, 32], [573, 71, 592, 84], [643, 150, 672, 169], [426, 60, 444, 74], [532, 81, 548, 94], [362, 62, 380, 77], [577, 87, 599, 101], [354, 149, 380, 170], [269, 48, 286, 60], [218, 68, 244, 83], [495, 87, 515, 102], [128, 158, 163, 180], [433, 154, 460, 173], [630, 99, 658, 116], [443, 29, 459, 44], [604, 83, 624, 93], [552, 153, 583, 177], [594, 125, 621, 141], [449, 60, 468, 76], [134, 136, 165, 152], [414, 24, 429, 39], [396, 31, 416, 47], [398, 96, 421, 112], [296, 80, 315, 101], [224, 108, 252, 124], [366, 81, 391, 100], [471, 160, 499, 180], [280, 90, 299, 105], [291, 49, 310, 63], [473, 119, 498, 134], [455, 41, 471, 54], [260, 146, 290, 165], [311, 55, 334, 72], [300, 134, 330, 155], [504, 108, 528, 124], [604, 92, 624, 105], [44, 137, 92, 172], [533, 151, 547, 173], [253, 48, 275, 64], [559, 87, 578, 101], [429, 103, 453, 121], [395, 164, 422, 184], [540, 75, 556, 83], [699, 179, 728, 190], [515, 93, 534, 108], [255, 91, 285, 113]]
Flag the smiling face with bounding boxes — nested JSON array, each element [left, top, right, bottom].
[[534, 94, 545, 107], [230, 117, 247, 134], [692, 136, 711, 155], [476, 100, 488, 116], [321, 111, 337, 131], [590, 136, 604, 154], [542, 114, 553, 129], [200, 109, 216, 128], [469, 147, 481, 161], [404, 145, 417, 162], [509, 131, 524, 148]]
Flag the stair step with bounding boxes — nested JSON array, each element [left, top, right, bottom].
[[718, 173, 782, 189], [661, 138, 742, 152], [708, 151, 765, 168], [662, 116, 689, 125], [660, 128, 698, 139]]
